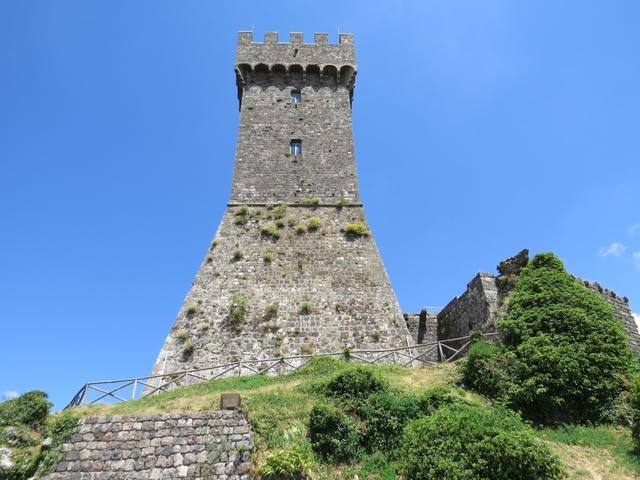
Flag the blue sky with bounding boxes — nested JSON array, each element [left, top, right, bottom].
[[1, 1, 639, 408]]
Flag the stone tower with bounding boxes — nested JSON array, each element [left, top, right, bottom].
[[149, 32, 412, 379]]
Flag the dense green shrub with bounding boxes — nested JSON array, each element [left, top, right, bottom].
[[399, 403, 563, 480], [308, 404, 360, 463], [323, 366, 388, 405], [463, 252, 631, 425], [359, 392, 420, 453], [461, 341, 516, 403], [34, 410, 80, 476], [257, 446, 313, 479], [0, 391, 51, 429], [418, 386, 469, 416]]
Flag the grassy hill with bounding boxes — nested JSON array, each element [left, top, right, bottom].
[[71, 359, 640, 480]]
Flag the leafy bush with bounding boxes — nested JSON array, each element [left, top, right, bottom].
[[308, 404, 360, 463], [258, 446, 313, 479], [306, 217, 321, 231], [34, 410, 80, 476], [323, 366, 388, 405], [399, 403, 563, 480], [418, 386, 468, 416], [229, 294, 248, 332], [461, 341, 516, 403], [261, 224, 281, 239], [359, 392, 420, 453], [0, 391, 51, 429], [464, 252, 631, 425], [344, 223, 369, 237]]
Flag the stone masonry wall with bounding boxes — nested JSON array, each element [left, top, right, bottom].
[[149, 205, 412, 380], [149, 32, 412, 381], [404, 310, 438, 362], [578, 278, 640, 350], [436, 273, 502, 351], [42, 411, 252, 480]]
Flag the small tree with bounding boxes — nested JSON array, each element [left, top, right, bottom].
[[463, 252, 631, 425]]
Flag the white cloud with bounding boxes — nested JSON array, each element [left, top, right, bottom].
[[598, 242, 627, 258], [634, 313, 640, 331], [633, 251, 640, 270], [629, 224, 640, 236], [1, 391, 18, 401]]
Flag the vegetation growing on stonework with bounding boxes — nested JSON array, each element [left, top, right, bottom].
[[184, 305, 198, 318], [0, 391, 80, 478], [299, 301, 312, 315], [335, 198, 349, 208], [262, 250, 273, 263], [286, 214, 297, 227], [297, 197, 320, 206], [344, 222, 369, 237], [271, 204, 287, 220], [261, 224, 281, 239], [263, 302, 279, 321], [294, 224, 306, 235], [228, 294, 248, 332], [462, 252, 632, 425], [175, 330, 189, 343], [234, 205, 250, 225], [182, 339, 195, 358], [306, 216, 321, 231], [232, 246, 243, 261]]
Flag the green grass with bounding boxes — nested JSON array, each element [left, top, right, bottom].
[[538, 425, 640, 478], [72, 360, 640, 480]]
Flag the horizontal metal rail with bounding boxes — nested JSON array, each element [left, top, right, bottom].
[[65, 333, 498, 409]]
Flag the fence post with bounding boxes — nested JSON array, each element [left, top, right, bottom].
[[131, 379, 138, 400]]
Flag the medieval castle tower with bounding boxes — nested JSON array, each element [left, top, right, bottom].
[[149, 32, 413, 378]]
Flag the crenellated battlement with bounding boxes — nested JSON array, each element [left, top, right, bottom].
[[235, 32, 356, 90]]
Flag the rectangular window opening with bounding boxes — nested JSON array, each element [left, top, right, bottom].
[[291, 90, 302, 104], [290, 140, 302, 156]]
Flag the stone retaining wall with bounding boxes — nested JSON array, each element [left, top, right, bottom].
[[42, 411, 252, 479]]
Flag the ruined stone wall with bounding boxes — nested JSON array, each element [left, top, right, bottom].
[[404, 310, 438, 346], [42, 411, 252, 480], [578, 279, 640, 350], [404, 310, 438, 362], [436, 273, 502, 350]]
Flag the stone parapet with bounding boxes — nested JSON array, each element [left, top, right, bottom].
[[42, 411, 252, 480]]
